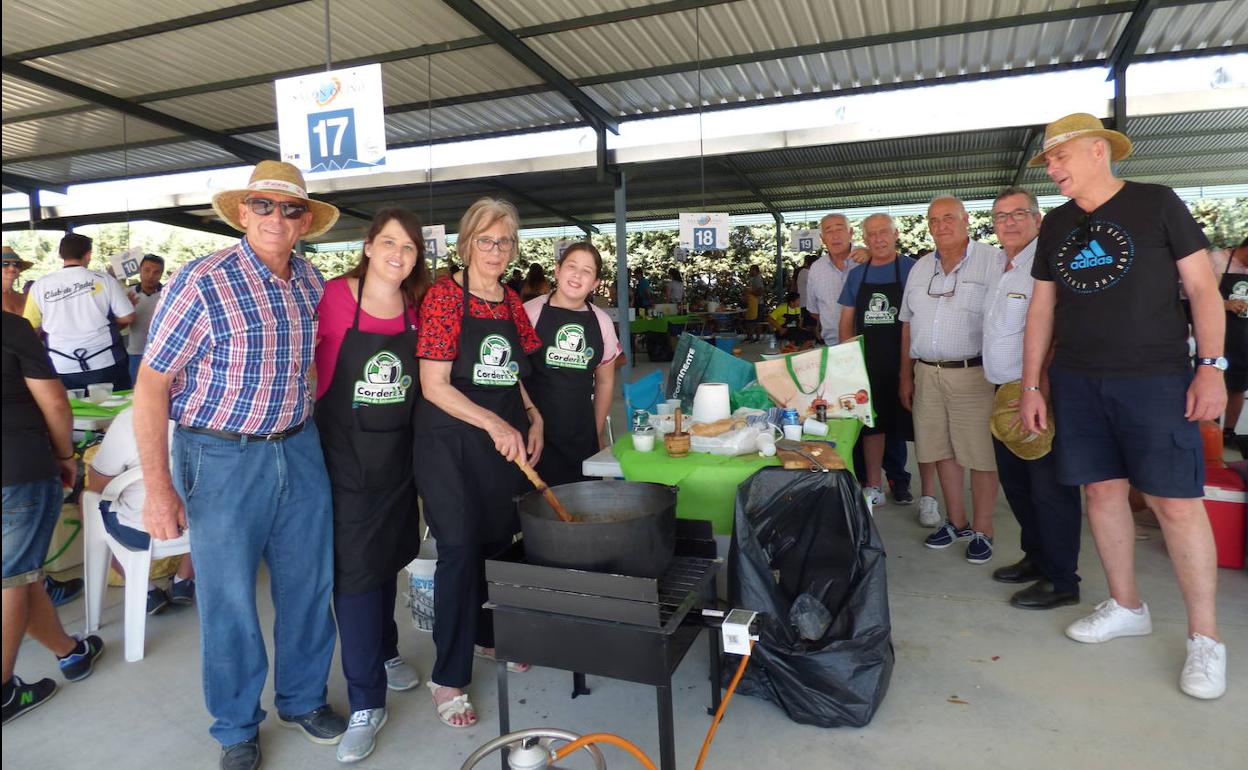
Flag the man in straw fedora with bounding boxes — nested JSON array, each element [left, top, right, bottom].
[[981, 186, 1082, 611], [133, 160, 347, 768], [1019, 113, 1227, 699]]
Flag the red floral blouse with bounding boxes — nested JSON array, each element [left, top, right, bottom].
[[417, 275, 542, 361]]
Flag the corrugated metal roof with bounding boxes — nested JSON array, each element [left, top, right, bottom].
[[1137, 0, 1248, 54], [0, 0, 226, 55], [0, 75, 85, 117], [2, 110, 178, 158]]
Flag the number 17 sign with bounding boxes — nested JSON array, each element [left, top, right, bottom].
[[276, 63, 387, 173]]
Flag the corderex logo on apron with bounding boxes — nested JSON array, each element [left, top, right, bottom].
[[545, 323, 594, 370], [474, 333, 519, 385], [863, 292, 898, 325], [354, 350, 412, 405]]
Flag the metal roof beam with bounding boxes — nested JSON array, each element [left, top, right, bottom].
[[490, 180, 600, 234], [1, 59, 275, 165], [440, 0, 617, 133], [720, 157, 783, 220], [1011, 128, 1042, 187], [1106, 0, 1162, 80], [8, 1, 310, 61], [1, 171, 68, 195]]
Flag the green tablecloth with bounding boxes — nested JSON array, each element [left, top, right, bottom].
[[628, 314, 700, 335], [70, 391, 133, 419], [613, 418, 861, 534]]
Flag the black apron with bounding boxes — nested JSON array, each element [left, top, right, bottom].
[[412, 274, 531, 546], [1218, 258, 1248, 376], [316, 276, 421, 594], [853, 259, 913, 439], [526, 295, 605, 487]]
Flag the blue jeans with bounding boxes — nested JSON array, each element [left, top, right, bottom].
[[2, 477, 62, 588], [173, 423, 336, 746]]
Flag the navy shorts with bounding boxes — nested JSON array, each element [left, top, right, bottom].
[[101, 500, 151, 551], [1049, 367, 1204, 499], [2, 476, 63, 588]]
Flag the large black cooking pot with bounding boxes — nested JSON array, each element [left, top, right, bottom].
[[516, 480, 677, 578]]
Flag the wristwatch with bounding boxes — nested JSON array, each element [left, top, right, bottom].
[[1197, 356, 1229, 371]]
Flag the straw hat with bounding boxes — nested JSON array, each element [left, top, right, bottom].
[[990, 381, 1054, 461], [1027, 112, 1133, 168], [211, 160, 340, 238], [1, 245, 34, 270]]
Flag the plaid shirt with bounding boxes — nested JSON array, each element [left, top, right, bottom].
[[145, 238, 324, 434]]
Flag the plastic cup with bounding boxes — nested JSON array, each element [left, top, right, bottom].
[[633, 427, 656, 452], [783, 424, 803, 441], [656, 402, 674, 416], [88, 383, 114, 403], [67, 389, 86, 401]]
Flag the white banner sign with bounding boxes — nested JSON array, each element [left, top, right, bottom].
[[276, 63, 387, 173], [789, 228, 820, 253], [422, 225, 447, 259], [109, 246, 143, 280], [679, 212, 730, 251]]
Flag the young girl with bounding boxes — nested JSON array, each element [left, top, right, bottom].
[[523, 242, 622, 486]]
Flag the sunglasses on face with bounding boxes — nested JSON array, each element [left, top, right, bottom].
[[244, 197, 310, 220], [2, 261, 21, 269]]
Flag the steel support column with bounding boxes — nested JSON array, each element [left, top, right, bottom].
[[774, 215, 784, 294], [28, 189, 41, 226], [614, 170, 632, 384]]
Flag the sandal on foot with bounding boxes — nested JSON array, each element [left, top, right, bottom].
[[427, 682, 476, 729], [473, 645, 531, 673]]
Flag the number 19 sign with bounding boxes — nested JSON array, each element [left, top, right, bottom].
[[679, 212, 729, 252], [276, 63, 387, 173]]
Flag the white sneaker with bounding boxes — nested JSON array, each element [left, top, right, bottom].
[[917, 496, 942, 528], [1180, 634, 1227, 700], [864, 486, 885, 506], [384, 656, 420, 691], [1065, 599, 1153, 643], [337, 707, 387, 763]]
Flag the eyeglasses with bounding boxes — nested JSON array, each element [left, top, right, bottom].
[[243, 197, 310, 220], [1072, 211, 1093, 250], [474, 236, 517, 253], [991, 209, 1037, 225], [1, 261, 21, 269], [927, 263, 958, 298]]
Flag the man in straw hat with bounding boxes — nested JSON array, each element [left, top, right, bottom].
[[981, 186, 1082, 610], [133, 160, 346, 768], [1019, 113, 1227, 699]]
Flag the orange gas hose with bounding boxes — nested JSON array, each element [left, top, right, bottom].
[[693, 641, 753, 770]]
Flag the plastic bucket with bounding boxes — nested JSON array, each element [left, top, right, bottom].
[[714, 336, 738, 353], [406, 557, 436, 632]]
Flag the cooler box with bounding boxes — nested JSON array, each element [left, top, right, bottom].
[[1203, 467, 1247, 569]]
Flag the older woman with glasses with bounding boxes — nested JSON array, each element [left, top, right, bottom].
[[412, 198, 543, 729]]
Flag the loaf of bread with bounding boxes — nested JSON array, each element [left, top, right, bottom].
[[689, 417, 747, 437]]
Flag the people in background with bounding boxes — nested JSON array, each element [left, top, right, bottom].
[[524, 241, 622, 486], [632, 266, 652, 312], [795, 253, 818, 330], [768, 291, 813, 346], [314, 208, 430, 763], [837, 213, 926, 508], [899, 196, 1001, 560], [1208, 236, 1248, 440], [23, 234, 135, 391], [506, 267, 524, 294], [413, 198, 542, 729], [1020, 113, 1227, 700], [2, 246, 32, 315], [86, 406, 195, 614], [3, 311, 105, 725], [125, 254, 165, 386], [134, 160, 347, 769], [981, 186, 1082, 610], [520, 262, 550, 302], [743, 264, 765, 341], [663, 267, 685, 304]]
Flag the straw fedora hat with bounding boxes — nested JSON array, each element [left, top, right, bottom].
[[211, 160, 340, 238], [1027, 112, 1133, 168], [990, 381, 1054, 461], [2, 245, 34, 271]]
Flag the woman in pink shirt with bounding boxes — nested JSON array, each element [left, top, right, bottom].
[[314, 208, 430, 762]]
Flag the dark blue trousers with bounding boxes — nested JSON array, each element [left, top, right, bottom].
[[853, 434, 912, 486], [992, 437, 1083, 594], [334, 577, 400, 712]]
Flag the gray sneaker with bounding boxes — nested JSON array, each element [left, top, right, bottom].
[[917, 495, 942, 528], [337, 708, 387, 764], [384, 656, 420, 691]]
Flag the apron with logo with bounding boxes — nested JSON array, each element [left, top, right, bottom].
[[316, 276, 421, 594], [526, 296, 605, 487], [1219, 258, 1248, 376], [413, 273, 531, 546], [853, 259, 912, 438]]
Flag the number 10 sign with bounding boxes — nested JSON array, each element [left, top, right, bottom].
[[679, 212, 729, 252], [276, 63, 387, 173]]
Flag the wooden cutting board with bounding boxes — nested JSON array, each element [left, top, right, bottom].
[[776, 441, 846, 471]]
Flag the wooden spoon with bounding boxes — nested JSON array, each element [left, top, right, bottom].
[[515, 459, 577, 522]]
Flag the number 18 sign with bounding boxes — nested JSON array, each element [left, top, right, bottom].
[[679, 212, 729, 252], [276, 63, 387, 173]]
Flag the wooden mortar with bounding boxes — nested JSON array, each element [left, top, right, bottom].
[[665, 408, 691, 457]]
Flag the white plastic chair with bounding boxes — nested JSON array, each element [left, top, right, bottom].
[[82, 466, 190, 662]]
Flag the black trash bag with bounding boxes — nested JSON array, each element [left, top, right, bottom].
[[727, 467, 894, 728]]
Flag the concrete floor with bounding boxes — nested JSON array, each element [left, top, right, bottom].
[[4, 346, 1246, 769]]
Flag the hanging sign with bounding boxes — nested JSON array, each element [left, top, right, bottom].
[[789, 228, 820, 253], [554, 239, 577, 261], [109, 246, 144, 280], [679, 212, 729, 251], [422, 225, 447, 259], [276, 63, 387, 173], [672, 246, 690, 262]]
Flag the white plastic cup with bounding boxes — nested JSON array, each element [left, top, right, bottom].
[[67, 389, 86, 401], [656, 402, 674, 415], [783, 424, 803, 441], [665, 398, 682, 412], [88, 383, 114, 403], [803, 417, 829, 437]]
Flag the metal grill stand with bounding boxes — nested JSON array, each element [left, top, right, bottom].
[[485, 520, 722, 770]]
